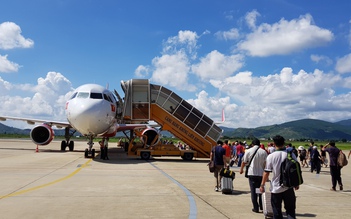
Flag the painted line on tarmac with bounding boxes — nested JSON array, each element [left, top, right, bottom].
[[0, 159, 92, 200], [148, 162, 197, 219]]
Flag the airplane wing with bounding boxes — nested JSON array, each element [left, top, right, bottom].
[[0, 116, 71, 129]]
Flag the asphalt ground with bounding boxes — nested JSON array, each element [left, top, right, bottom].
[[0, 139, 350, 219]]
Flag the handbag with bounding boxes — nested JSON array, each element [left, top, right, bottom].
[[208, 161, 215, 172], [245, 146, 260, 178], [208, 146, 216, 172]]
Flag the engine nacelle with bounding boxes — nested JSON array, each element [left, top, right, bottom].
[[140, 128, 160, 147], [30, 124, 55, 145]]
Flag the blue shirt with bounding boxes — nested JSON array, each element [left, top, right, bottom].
[[212, 146, 225, 165]]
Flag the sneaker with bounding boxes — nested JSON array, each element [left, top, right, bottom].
[[340, 185, 343, 191], [214, 187, 218, 192], [252, 208, 259, 213], [330, 187, 336, 191]]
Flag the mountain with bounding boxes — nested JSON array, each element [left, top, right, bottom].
[[221, 119, 351, 141], [3, 118, 351, 141]]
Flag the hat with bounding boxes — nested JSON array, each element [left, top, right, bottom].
[[243, 141, 246, 144], [313, 146, 317, 149], [298, 146, 304, 150]]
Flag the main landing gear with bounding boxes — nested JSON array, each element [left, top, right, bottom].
[[61, 127, 76, 151], [84, 135, 95, 158]]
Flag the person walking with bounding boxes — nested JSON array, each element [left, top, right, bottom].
[[310, 146, 321, 174], [322, 141, 343, 191], [240, 138, 268, 213], [260, 135, 299, 219], [210, 140, 226, 192]]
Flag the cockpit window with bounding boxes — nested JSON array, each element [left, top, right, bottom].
[[70, 92, 78, 100], [104, 94, 113, 103], [90, 93, 103, 99], [77, 92, 89, 98]]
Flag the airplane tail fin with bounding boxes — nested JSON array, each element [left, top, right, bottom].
[[222, 108, 225, 122]]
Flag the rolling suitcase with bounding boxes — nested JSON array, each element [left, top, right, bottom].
[[221, 177, 233, 194], [262, 190, 273, 218]]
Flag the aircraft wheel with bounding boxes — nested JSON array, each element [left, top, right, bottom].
[[182, 153, 194, 161], [140, 152, 150, 160], [92, 149, 96, 158], [84, 149, 89, 158], [68, 141, 74, 151], [61, 141, 66, 151]]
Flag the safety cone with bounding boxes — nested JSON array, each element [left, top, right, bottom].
[[35, 145, 39, 153]]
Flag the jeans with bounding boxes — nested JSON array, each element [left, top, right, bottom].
[[248, 176, 263, 211], [271, 188, 296, 219]]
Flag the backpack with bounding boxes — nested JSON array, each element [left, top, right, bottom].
[[280, 151, 303, 188], [337, 150, 348, 168]]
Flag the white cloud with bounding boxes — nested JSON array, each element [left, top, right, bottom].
[[310, 54, 333, 66], [150, 51, 197, 91], [192, 50, 244, 81], [238, 14, 334, 57], [215, 28, 240, 41], [190, 67, 350, 128], [0, 54, 20, 73], [0, 72, 73, 127], [134, 65, 149, 78], [335, 53, 351, 74], [0, 22, 34, 50], [245, 10, 260, 30], [163, 30, 199, 59]]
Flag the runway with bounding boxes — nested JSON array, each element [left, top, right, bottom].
[[0, 139, 351, 219]]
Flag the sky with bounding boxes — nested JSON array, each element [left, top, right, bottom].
[[1, 0, 351, 129]]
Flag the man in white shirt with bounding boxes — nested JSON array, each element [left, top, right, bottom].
[[260, 135, 299, 219], [240, 138, 268, 213]]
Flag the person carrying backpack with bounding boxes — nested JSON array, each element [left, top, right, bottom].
[[322, 141, 343, 191], [260, 135, 299, 219]]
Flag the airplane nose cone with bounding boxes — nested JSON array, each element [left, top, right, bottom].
[[67, 100, 110, 135]]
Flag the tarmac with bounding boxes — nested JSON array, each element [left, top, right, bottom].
[[0, 139, 350, 219]]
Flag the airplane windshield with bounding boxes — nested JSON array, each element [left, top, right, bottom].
[[90, 93, 103, 99], [77, 92, 89, 98]]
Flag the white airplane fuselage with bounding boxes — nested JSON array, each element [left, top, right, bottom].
[[66, 84, 117, 137]]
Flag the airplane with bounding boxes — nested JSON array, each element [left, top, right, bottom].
[[0, 83, 161, 158]]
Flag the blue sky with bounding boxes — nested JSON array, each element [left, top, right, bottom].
[[1, 0, 351, 129]]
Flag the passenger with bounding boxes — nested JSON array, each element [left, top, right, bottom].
[[240, 138, 267, 213], [222, 140, 231, 165], [322, 141, 343, 191], [100, 140, 105, 159], [210, 140, 226, 192], [104, 137, 109, 160], [231, 141, 238, 166], [298, 146, 308, 168], [236, 141, 245, 167], [348, 150, 351, 159], [267, 142, 275, 154], [310, 146, 321, 174], [260, 135, 299, 219], [320, 145, 328, 167]]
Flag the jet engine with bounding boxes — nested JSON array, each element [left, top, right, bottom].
[[140, 127, 160, 147], [30, 124, 55, 145]]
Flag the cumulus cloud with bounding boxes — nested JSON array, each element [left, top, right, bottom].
[[335, 53, 351, 74], [0, 54, 20, 72], [151, 51, 197, 91], [192, 50, 244, 81], [187, 67, 351, 128], [0, 22, 34, 50], [0, 72, 73, 126], [134, 65, 149, 78], [238, 14, 334, 57]]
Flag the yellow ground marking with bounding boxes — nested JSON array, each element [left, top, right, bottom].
[[0, 159, 92, 199]]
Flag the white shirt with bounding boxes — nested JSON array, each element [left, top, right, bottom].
[[243, 145, 268, 176]]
